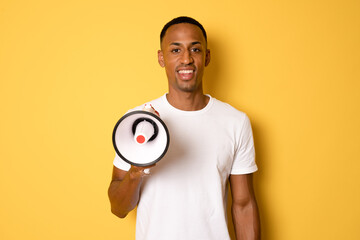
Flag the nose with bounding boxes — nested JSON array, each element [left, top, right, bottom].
[[180, 50, 193, 65]]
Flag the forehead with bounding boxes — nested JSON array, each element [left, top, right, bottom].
[[162, 23, 206, 47]]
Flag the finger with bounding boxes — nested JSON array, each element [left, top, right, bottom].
[[143, 168, 151, 175]]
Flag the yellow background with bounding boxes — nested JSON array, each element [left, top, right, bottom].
[[1, 0, 359, 239]]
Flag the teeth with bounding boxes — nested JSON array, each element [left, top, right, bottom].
[[178, 70, 194, 74]]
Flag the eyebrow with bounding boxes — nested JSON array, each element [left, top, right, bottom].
[[170, 41, 202, 46]]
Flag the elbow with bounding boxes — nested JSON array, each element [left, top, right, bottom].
[[231, 196, 258, 217], [111, 207, 128, 219], [232, 196, 252, 209]]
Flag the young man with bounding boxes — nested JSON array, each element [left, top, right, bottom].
[[108, 16, 261, 240]]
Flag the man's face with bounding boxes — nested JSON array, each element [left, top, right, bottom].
[[158, 23, 210, 93]]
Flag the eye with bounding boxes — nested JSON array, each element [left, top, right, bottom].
[[171, 49, 180, 53], [191, 48, 201, 53]]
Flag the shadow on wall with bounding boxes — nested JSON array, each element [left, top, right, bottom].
[[203, 36, 223, 98], [252, 123, 273, 239]]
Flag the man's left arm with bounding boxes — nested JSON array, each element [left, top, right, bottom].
[[230, 173, 261, 240]]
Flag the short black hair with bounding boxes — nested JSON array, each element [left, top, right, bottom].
[[160, 16, 207, 44]]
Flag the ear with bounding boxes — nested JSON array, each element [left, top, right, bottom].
[[158, 50, 165, 67], [205, 49, 211, 67]]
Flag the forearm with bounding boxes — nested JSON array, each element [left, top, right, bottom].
[[232, 199, 261, 240], [108, 169, 144, 218]]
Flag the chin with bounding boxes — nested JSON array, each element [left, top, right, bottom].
[[178, 85, 200, 93], [175, 80, 201, 92]]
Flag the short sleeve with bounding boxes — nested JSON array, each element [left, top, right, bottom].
[[230, 114, 258, 175]]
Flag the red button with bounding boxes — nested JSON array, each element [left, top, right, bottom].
[[136, 135, 145, 144]]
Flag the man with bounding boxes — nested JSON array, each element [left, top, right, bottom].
[[108, 16, 260, 240]]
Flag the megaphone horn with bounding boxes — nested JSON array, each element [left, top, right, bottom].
[[112, 110, 170, 167]]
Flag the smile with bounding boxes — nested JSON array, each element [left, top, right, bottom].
[[177, 69, 195, 80], [177, 70, 194, 74]]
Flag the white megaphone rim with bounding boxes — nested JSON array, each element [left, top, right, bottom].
[[112, 110, 170, 167]]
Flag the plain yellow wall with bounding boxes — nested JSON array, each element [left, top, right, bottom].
[[1, 0, 359, 239]]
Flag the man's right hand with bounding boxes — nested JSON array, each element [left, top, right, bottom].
[[108, 163, 156, 218], [128, 164, 156, 179]]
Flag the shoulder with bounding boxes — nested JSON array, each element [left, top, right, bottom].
[[210, 97, 248, 121], [128, 95, 165, 112]]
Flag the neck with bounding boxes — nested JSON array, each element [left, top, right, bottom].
[[166, 90, 209, 111]]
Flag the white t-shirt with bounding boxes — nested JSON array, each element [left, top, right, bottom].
[[113, 94, 257, 240]]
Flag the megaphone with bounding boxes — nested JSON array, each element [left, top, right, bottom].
[[112, 109, 170, 167]]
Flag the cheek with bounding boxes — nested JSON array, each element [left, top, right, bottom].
[[163, 57, 176, 67], [164, 59, 178, 73], [164, 66, 176, 80]]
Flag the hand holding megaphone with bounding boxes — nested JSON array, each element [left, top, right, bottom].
[[112, 105, 170, 167], [128, 163, 157, 178]]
